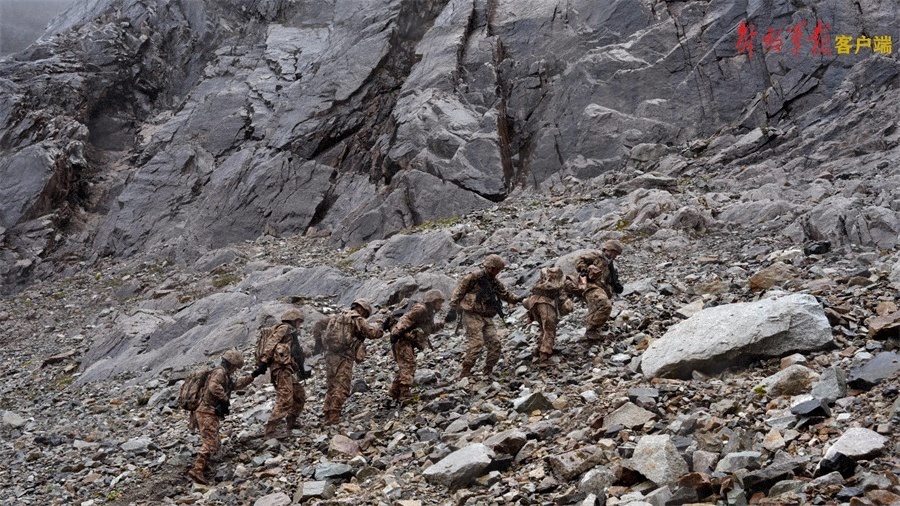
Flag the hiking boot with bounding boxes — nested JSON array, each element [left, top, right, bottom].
[[263, 420, 279, 439], [323, 410, 340, 425], [583, 329, 603, 342], [187, 456, 208, 485], [187, 468, 208, 485]]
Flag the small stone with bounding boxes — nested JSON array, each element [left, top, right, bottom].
[[252, 492, 291, 506], [1, 411, 27, 428]]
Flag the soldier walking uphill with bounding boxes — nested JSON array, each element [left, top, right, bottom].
[[188, 349, 260, 485], [255, 309, 307, 439], [575, 240, 624, 341], [524, 266, 577, 365], [448, 254, 523, 379], [388, 290, 446, 402], [321, 299, 383, 425]]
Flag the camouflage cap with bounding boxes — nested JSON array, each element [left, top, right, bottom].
[[423, 289, 445, 303], [222, 349, 245, 368], [281, 308, 304, 323], [483, 254, 506, 270], [601, 240, 623, 254], [351, 298, 373, 317]]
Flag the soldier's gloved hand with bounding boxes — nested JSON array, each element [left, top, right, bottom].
[[444, 309, 458, 324], [251, 363, 268, 377]]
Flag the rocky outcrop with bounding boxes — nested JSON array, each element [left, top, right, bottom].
[[2, 0, 899, 293], [641, 294, 833, 379], [1, 180, 899, 505]]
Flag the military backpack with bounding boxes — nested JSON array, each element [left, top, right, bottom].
[[382, 298, 418, 333], [254, 325, 278, 368], [323, 313, 366, 362], [177, 366, 213, 412]]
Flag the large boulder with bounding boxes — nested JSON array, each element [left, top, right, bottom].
[[422, 443, 495, 490], [641, 294, 832, 379]]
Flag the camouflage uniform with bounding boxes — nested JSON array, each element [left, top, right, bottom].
[[188, 352, 253, 484], [322, 301, 383, 424], [389, 292, 444, 401], [575, 241, 623, 340], [524, 267, 576, 364], [262, 322, 306, 438], [449, 257, 522, 378]]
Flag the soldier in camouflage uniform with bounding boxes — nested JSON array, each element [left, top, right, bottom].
[[256, 308, 306, 439], [575, 240, 624, 341], [188, 349, 259, 485], [524, 266, 577, 365], [388, 290, 445, 402], [448, 254, 523, 379], [322, 299, 383, 424]]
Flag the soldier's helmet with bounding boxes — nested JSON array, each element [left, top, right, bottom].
[[423, 289, 445, 304], [543, 266, 563, 281], [222, 349, 245, 368], [483, 254, 506, 270], [281, 308, 304, 323], [601, 240, 624, 255], [351, 298, 373, 317]]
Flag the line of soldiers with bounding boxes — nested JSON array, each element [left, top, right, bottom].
[[185, 240, 624, 484]]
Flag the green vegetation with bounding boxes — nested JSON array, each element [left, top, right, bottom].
[[212, 273, 242, 288], [411, 216, 461, 232]]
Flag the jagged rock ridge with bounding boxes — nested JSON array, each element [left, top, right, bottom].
[[1, 0, 898, 293]]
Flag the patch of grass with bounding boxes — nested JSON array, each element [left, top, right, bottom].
[[52, 374, 75, 390], [212, 273, 242, 288], [614, 217, 631, 231], [753, 385, 766, 396], [411, 216, 461, 232]]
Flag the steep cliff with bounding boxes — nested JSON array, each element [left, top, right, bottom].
[[0, 0, 897, 292]]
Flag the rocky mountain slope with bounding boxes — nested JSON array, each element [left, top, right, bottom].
[[1, 0, 899, 293], [1, 0, 899, 504], [1, 170, 898, 505]]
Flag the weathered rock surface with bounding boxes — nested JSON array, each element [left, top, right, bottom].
[[642, 294, 833, 378], [422, 443, 495, 490], [823, 428, 889, 461], [2, 0, 899, 297]]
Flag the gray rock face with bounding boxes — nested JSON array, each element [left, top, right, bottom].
[[547, 446, 605, 481], [120, 437, 152, 454], [823, 428, 888, 461], [1, 411, 26, 428], [2, 0, 898, 293], [483, 430, 527, 457], [253, 492, 291, 506], [626, 435, 689, 486], [641, 294, 832, 379], [847, 352, 900, 390], [756, 364, 820, 397], [716, 451, 762, 473], [512, 391, 555, 413], [603, 402, 656, 429], [811, 367, 847, 404], [422, 443, 494, 490]]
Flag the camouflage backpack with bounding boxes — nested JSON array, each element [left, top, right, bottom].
[[382, 298, 417, 333], [177, 366, 213, 412], [323, 312, 365, 362], [254, 325, 278, 368]]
